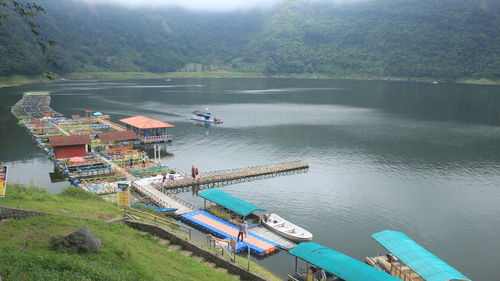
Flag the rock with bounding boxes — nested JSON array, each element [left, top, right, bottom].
[[50, 227, 101, 253]]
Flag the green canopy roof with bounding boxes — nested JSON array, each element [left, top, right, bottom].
[[198, 189, 265, 217], [289, 242, 400, 281], [372, 230, 470, 281]]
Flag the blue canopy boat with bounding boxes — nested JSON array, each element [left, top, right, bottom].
[[288, 242, 401, 281], [366, 230, 471, 281]]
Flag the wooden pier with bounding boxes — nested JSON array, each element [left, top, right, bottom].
[[153, 161, 309, 193], [249, 225, 297, 250], [132, 179, 194, 215]]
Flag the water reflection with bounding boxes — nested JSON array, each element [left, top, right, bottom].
[[1, 79, 500, 280]]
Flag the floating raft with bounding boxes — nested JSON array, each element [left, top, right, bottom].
[[249, 225, 297, 250], [11, 91, 63, 119], [180, 210, 279, 256]]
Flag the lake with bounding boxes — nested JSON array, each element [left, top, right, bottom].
[[1, 78, 499, 280]]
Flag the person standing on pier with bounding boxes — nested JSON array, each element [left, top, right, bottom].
[[191, 165, 196, 179], [237, 221, 246, 242], [195, 167, 199, 179]]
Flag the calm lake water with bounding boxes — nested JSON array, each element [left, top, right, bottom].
[[1, 78, 500, 280]]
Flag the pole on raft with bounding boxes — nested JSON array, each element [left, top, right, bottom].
[[247, 246, 250, 270]]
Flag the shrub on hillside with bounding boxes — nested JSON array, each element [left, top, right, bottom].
[[58, 187, 103, 201]]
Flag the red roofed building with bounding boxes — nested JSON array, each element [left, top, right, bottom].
[[96, 131, 138, 143], [48, 135, 91, 159], [119, 116, 174, 143]]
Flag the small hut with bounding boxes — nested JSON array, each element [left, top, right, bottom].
[[48, 135, 91, 159], [119, 115, 174, 143], [96, 130, 138, 151], [96, 131, 138, 144]]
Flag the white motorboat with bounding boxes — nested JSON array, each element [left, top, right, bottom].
[[191, 109, 223, 124], [262, 213, 313, 242]]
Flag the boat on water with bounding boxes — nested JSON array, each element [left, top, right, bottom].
[[191, 110, 223, 124], [365, 230, 470, 281], [288, 242, 400, 281], [262, 213, 313, 242]]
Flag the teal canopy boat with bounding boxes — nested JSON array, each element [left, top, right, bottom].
[[288, 242, 401, 281], [198, 189, 264, 217], [366, 230, 470, 281]]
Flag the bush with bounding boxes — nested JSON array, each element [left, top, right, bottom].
[[58, 187, 103, 201], [6, 183, 52, 201]]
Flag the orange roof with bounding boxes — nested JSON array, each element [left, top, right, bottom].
[[119, 115, 175, 129]]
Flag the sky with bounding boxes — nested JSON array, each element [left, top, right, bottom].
[[80, 0, 286, 11]]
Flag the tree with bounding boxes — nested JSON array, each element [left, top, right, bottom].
[[0, 0, 56, 78]]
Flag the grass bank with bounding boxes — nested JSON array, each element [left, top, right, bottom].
[[0, 184, 280, 281], [0, 184, 122, 220], [0, 75, 54, 87], [456, 78, 500, 85], [0, 215, 241, 281], [5, 71, 498, 85], [65, 71, 263, 80]]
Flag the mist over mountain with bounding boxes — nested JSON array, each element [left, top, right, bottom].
[[1, 0, 499, 80]]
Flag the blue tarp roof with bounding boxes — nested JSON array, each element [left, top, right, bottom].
[[372, 230, 470, 281], [289, 242, 400, 281], [198, 189, 265, 217]]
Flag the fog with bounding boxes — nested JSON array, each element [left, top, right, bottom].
[[80, 0, 285, 11], [79, 0, 369, 12]]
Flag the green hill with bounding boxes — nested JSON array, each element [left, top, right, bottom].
[[0, 0, 499, 81], [0, 184, 278, 281]]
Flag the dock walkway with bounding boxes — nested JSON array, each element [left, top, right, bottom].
[[155, 161, 309, 192], [132, 179, 193, 215], [180, 210, 279, 256], [249, 225, 296, 250]]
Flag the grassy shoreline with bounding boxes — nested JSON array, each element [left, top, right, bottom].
[[0, 184, 281, 281], [1, 71, 499, 86]]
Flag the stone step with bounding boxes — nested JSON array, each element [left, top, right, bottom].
[[204, 261, 216, 268], [170, 245, 182, 251], [158, 239, 170, 246], [181, 250, 193, 257]]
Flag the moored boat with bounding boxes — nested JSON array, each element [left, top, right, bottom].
[[262, 213, 313, 242], [191, 109, 223, 124]]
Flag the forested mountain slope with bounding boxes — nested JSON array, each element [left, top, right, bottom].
[[0, 0, 499, 80]]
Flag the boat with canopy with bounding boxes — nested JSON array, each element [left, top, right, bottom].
[[288, 242, 401, 281], [365, 230, 471, 281]]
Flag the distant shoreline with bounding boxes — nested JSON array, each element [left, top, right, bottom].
[[1, 71, 499, 87]]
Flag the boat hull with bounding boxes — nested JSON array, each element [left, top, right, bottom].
[[262, 214, 313, 242]]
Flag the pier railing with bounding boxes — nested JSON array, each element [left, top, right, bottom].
[[131, 181, 174, 208], [140, 135, 173, 143], [154, 161, 309, 192], [125, 208, 192, 240], [164, 192, 199, 211], [207, 234, 235, 262]]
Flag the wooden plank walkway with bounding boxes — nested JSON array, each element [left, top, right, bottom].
[[132, 179, 193, 215], [153, 161, 309, 192], [249, 225, 297, 250]]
